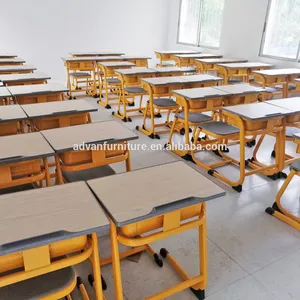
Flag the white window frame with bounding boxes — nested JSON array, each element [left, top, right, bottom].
[[259, 0, 300, 62], [177, 0, 224, 49]]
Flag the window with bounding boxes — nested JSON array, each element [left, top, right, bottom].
[[177, 0, 225, 48], [260, 0, 300, 61]]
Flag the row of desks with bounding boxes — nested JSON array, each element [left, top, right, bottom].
[[0, 159, 224, 299]]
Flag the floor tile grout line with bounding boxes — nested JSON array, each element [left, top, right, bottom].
[[207, 236, 251, 276], [248, 274, 281, 300]]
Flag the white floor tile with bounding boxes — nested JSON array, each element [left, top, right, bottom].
[[253, 249, 300, 300]]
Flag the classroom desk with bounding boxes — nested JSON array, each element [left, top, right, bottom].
[[0, 104, 27, 135], [70, 51, 124, 57], [0, 182, 108, 299], [120, 56, 151, 67], [41, 121, 138, 184], [253, 68, 300, 98], [155, 50, 202, 67], [170, 87, 230, 158], [0, 72, 50, 86], [153, 66, 196, 77], [114, 67, 159, 122], [0, 58, 25, 66], [201, 102, 292, 191], [62, 57, 98, 99], [87, 161, 225, 300], [97, 61, 136, 109], [138, 75, 222, 139], [0, 65, 36, 75], [0, 132, 54, 190], [267, 97, 300, 163], [8, 83, 68, 104], [0, 86, 11, 105], [0, 54, 18, 59], [21, 99, 97, 131], [194, 58, 248, 74], [172, 53, 223, 67], [217, 62, 273, 84]]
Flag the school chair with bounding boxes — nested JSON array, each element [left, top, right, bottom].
[[266, 159, 300, 230]]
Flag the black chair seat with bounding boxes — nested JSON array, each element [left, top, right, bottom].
[[106, 78, 121, 84], [70, 72, 91, 77], [62, 165, 116, 183], [0, 183, 35, 195], [0, 267, 75, 300], [151, 98, 178, 107], [290, 160, 300, 172], [175, 112, 213, 123], [286, 127, 300, 138], [125, 87, 147, 94], [199, 121, 239, 136]]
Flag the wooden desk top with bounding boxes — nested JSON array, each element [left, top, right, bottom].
[[214, 83, 264, 95], [98, 61, 135, 68], [253, 68, 300, 76], [195, 58, 248, 64], [8, 83, 68, 97], [174, 53, 223, 59], [268, 97, 300, 113], [0, 132, 54, 164], [173, 86, 230, 100], [155, 50, 202, 55], [0, 54, 18, 58], [0, 182, 109, 255], [0, 72, 50, 83], [0, 65, 36, 72], [0, 104, 28, 123], [223, 102, 292, 121], [115, 67, 158, 76], [0, 87, 11, 98], [69, 51, 124, 57], [21, 99, 98, 118], [217, 62, 273, 69], [41, 121, 138, 152], [153, 66, 196, 73], [87, 161, 225, 226], [0, 58, 25, 64], [141, 76, 185, 86], [62, 56, 100, 62], [179, 74, 223, 83], [121, 56, 151, 60]]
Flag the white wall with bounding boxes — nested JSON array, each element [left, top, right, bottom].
[[0, 0, 171, 83], [166, 0, 300, 68]]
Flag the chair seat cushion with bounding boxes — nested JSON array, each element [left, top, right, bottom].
[[228, 79, 243, 85], [0, 267, 75, 300], [106, 78, 121, 84], [70, 72, 91, 77], [0, 183, 35, 195], [62, 165, 116, 183], [275, 84, 296, 91], [291, 160, 300, 172], [286, 127, 300, 138], [199, 121, 240, 136], [125, 87, 147, 94], [175, 112, 213, 123], [151, 98, 179, 107]]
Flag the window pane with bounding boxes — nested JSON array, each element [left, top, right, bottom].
[[199, 0, 225, 48], [262, 0, 300, 59], [178, 0, 201, 45]]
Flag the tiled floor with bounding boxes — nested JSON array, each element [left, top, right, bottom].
[[71, 93, 300, 300]]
